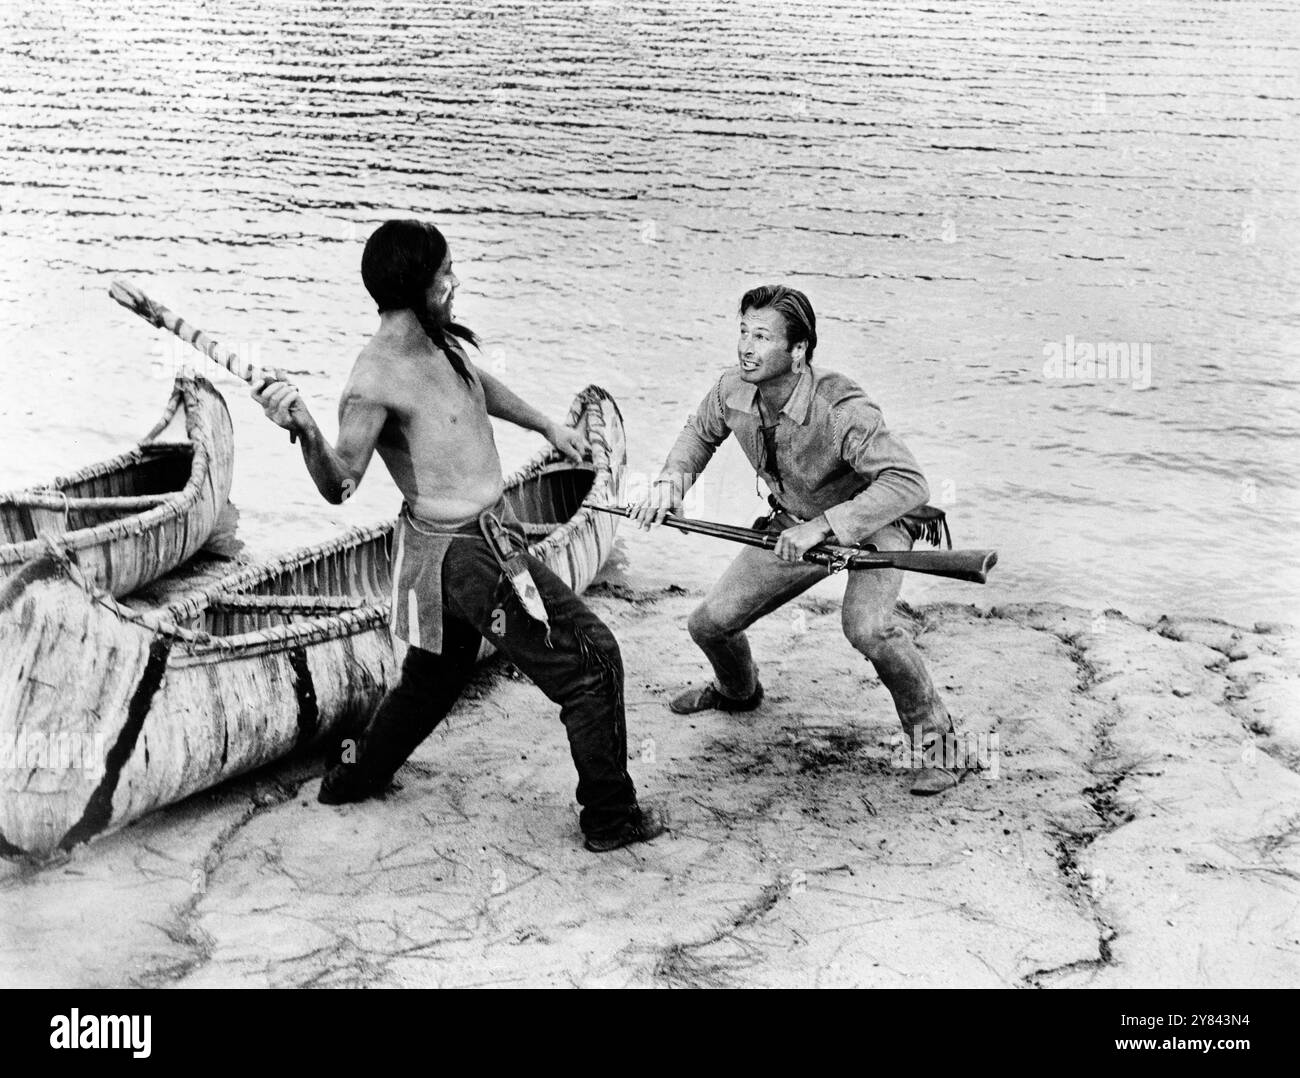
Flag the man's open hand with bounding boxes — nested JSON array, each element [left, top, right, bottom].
[[774, 518, 833, 563], [547, 422, 589, 465]]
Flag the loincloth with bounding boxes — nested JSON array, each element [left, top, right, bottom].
[[388, 494, 526, 654]]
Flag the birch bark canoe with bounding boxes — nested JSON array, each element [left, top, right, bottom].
[[0, 384, 625, 860], [0, 376, 234, 598]]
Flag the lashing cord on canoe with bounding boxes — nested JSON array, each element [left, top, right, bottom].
[[142, 384, 185, 442], [19, 387, 624, 656], [28, 489, 70, 527], [1, 379, 218, 560], [33, 536, 386, 655]]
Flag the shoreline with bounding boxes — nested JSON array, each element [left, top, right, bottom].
[[1, 582, 1296, 988]]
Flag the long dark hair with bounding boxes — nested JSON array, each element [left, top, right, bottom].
[[361, 219, 479, 387]]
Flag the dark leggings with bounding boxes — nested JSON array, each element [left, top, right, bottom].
[[324, 536, 637, 839]]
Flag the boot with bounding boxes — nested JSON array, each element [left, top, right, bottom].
[[584, 802, 670, 853], [864, 632, 968, 796], [669, 681, 764, 715], [902, 718, 969, 796]]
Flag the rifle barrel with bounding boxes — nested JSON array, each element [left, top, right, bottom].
[[592, 505, 997, 584]]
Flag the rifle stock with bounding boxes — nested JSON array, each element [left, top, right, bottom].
[[844, 548, 998, 584]]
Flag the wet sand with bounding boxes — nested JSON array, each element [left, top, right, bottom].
[[2, 577, 1296, 988]]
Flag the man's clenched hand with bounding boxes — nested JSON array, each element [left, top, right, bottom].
[[774, 517, 833, 563], [630, 479, 682, 530], [251, 377, 310, 434]]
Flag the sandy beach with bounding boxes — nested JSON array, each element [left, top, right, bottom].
[[2, 0, 1298, 1011], [3, 557, 1296, 989]]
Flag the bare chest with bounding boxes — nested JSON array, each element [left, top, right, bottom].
[[379, 368, 488, 446]]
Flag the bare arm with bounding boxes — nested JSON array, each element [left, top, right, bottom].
[[476, 366, 588, 463], [477, 367, 551, 434], [251, 379, 386, 505]]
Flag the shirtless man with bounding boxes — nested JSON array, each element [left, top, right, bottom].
[[252, 219, 664, 852]]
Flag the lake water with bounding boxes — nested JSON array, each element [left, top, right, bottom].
[[1, 0, 1297, 623]]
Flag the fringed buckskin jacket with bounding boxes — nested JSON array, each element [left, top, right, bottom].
[[659, 366, 931, 547]]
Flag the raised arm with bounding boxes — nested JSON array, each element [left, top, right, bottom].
[[251, 378, 386, 505], [476, 365, 588, 463]]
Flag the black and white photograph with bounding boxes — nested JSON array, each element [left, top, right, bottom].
[[1, 0, 1296, 1022]]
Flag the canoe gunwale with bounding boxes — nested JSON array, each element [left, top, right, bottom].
[[159, 519, 397, 627], [37, 384, 624, 662], [0, 376, 234, 582], [0, 385, 625, 860], [506, 384, 623, 566]]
